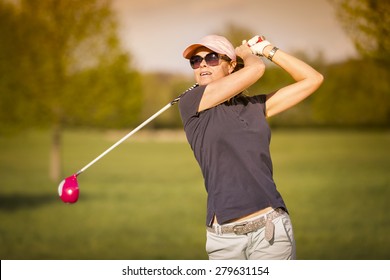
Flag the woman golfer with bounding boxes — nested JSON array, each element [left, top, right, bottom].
[[178, 34, 323, 260]]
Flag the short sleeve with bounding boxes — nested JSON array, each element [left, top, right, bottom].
[[178, 85, 206, 126]]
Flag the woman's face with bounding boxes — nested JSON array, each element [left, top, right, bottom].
[[191, 47, 235, 86]]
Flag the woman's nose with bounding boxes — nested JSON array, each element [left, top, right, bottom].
[[199, 58, 207, 67]]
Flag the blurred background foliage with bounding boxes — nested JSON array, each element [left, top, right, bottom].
[[0, 0, 389, 180]]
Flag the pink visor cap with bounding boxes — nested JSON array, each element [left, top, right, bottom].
[[183, 35, 236, 61]]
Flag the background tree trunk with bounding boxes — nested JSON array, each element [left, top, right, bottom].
[[50, 123, 62, 182]]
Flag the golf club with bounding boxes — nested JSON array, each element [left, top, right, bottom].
[[58, 83, 199, 203]]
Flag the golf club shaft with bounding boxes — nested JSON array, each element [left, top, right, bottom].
[[75, 83, 198, 176], [76, 102, 174, 176]]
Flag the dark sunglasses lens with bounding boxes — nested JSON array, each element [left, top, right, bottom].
[[190, 56, 202, 69], [205, 53, 220, 66], [189, 53, 222, 69]]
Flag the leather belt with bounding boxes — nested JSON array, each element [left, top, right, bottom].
[[207, 208, 285, 235]]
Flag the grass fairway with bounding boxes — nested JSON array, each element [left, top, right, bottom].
[[0, 129, 389, 260]]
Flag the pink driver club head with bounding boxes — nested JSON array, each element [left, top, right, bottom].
[[58, 174, 79, 204]]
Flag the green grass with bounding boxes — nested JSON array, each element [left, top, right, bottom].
[[0, 129, 389, 260]]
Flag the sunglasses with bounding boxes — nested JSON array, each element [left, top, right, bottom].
[[189, 52, 231, 69]]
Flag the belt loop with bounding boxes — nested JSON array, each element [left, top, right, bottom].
[[215, 224, 222, 236]]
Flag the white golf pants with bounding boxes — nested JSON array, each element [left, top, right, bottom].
[[206, 210, 296, 260]]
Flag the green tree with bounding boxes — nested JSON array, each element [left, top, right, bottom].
[[322, 0, 390, 126], [331, 0, 390, 66], [312, 59, 389, 126], [0, 0, 142, 180]]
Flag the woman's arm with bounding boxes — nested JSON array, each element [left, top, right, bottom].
[[198, 44, 265, 112], [263, 45, 324, 118]]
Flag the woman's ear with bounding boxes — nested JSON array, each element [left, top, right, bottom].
[[232, 57, 244, 73], [229, 61, 237, 74]]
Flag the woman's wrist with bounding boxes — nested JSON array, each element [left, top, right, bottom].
[[263, 45, 279, 62]]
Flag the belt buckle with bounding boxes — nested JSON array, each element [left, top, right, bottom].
[[232, 223, 249, 235]]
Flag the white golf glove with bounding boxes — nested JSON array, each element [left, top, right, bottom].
[[246, 35, 271, 56]]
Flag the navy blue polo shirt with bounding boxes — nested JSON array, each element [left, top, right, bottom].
[[179, 85, 287, 226]]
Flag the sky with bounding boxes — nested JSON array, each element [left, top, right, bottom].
[[112, 0, 358, 74]]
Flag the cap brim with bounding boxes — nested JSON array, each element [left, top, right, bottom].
[[183, 43, 223, 59], [183, 44, 204, 59]]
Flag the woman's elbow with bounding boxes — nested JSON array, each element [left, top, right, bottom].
[[316, 72, 324, 86], [310, 72, 324, 92]]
